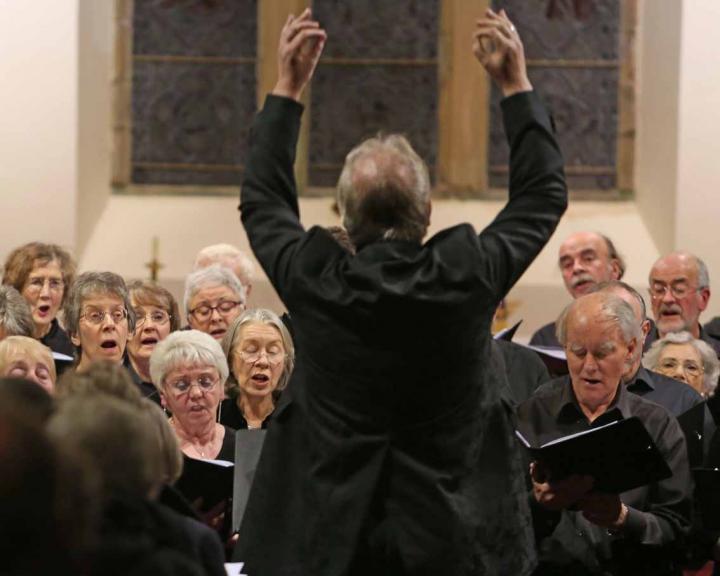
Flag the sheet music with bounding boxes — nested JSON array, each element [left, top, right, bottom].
[[224, 562, 246, 576]]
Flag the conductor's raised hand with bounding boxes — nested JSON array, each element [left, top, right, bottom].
[[473, 8, 532, 98], [272, 9, 327, 102]]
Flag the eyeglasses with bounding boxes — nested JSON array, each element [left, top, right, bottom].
[[658, 358, 704, 377], [189, 300, 242, 322], [166, 374, 219, 396], [25, 277, 64, 293], [79, 308, 128, 325], [238, 349, 285, 366], [134, 309, 171, 327], [648, 282, 700, 300]]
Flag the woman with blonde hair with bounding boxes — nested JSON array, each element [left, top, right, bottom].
[[219, 308, 294, 430], [0, 336, 56, 393]]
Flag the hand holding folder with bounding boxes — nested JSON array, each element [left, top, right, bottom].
[[517, 417, 672, 494]]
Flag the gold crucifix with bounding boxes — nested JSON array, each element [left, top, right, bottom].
[[145, 236, 164, 282]]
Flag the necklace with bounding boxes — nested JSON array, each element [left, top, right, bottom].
[[170, 417, 216, 459]]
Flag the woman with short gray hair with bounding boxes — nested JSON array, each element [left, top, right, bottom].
[[150, 330, 234, 462], [643, 331, 719, 397], [63, 272, 134, 373], [219, 308, 294, 429], [0, 285, 34, 341], [183, 264, 246, 342]]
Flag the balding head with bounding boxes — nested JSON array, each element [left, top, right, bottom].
[[336, 134, 431, 247], [558, 232, 624, 299], [648, 251, 710, 338], [557, 292, 639, 418]]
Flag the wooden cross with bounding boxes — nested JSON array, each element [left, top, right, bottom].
[[145, 236, 164, 282]]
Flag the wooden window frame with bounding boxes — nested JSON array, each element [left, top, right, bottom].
[[112, 0, 636, 200]]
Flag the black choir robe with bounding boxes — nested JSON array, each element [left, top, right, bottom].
[[234, 90, 568, 576]]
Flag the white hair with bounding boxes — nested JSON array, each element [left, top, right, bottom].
[[642, 331, 719, 397], [193, 243, 255, 288], [183, 264, 247, 315], [556, 293, 641, 347], [149, 329, 229, 392]]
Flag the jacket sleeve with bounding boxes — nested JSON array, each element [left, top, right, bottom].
[[477, 91, 568, 301], [239, 95, 307, 299]]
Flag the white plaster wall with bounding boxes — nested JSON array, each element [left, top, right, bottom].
[[675, 2, 720, 293], [0, 0, 79, 256], [635, 0, 682, 255], [77, 0, 114, 253]]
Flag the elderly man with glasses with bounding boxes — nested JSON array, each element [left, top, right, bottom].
[[646, 251, 720, 356]]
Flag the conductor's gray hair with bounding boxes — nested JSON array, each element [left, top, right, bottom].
[[336, 134, 431, 246], [643, 331, 719, 397], [221, 308, 295, 395], [149, 329, 229, 392], [0, 285, 34, 338], [556, 293, 641, 347], [183, 264, 247, 315]]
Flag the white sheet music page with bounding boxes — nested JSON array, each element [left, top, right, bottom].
[[224, 562, 246, 576]]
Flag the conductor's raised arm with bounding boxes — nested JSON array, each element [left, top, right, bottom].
[[472, 8, 568, 300], [240, 10, 326, 292], [473, 8, 533, 97], [271, 9, 326, 102]]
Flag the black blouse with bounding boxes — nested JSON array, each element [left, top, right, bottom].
[[218, 397, 273, 430], [40, 318, 75, 356]]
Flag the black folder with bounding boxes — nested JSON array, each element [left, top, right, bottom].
[[174, 455, 234, 512], [677, 401, 707, 469], [493, 320, 522, 342], [693, 468, 720, 529], [231, 429, 267, 533], [516, 416, 672, 494]]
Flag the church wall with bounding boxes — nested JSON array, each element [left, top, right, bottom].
[[6, 0, 720, 338], [675, 1, 720, 289], [0, 0, 79, 255], [635, 0, 682, 255], [77, 0, 114, 256]]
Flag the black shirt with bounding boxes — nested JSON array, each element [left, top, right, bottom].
[[517, 377, 692, 576], [626, 366, 703, 416], [40, 318, 75, 356], [217, 424, 236, 461], [703, 317, 720, 340], [646, 323, 720, 357], [218, 397, 272, 430], [123, 357, 161, 406]]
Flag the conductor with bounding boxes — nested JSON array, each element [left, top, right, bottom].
[[235, 8, 568, 576]]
